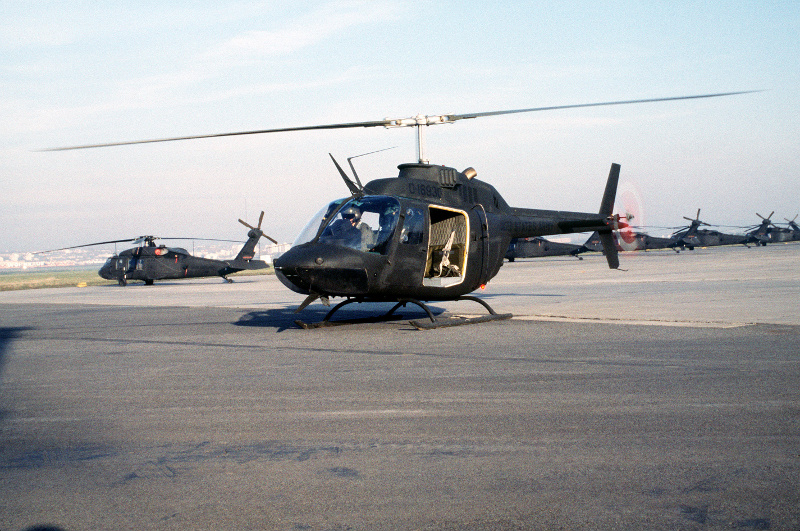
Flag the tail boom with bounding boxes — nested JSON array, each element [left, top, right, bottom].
[[505, 163, 624, 269]]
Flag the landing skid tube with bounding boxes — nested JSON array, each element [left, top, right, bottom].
[[409, 296, 513, 330], [294, 296, 512, 330]]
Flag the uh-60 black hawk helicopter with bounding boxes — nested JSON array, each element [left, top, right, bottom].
[[37, 213, 274, 286], [46, 91, 754, 328]]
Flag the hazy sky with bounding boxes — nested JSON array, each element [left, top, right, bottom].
[[2, 1, 798, 252]]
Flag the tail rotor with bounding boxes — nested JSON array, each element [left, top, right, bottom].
[[239, 211, 278, 244], [614, 181, 644, 251]]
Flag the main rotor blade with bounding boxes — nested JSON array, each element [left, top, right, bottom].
[[161, 237, 245, 243], [34, 238, 137, 254], [41, 119, 391, 151], [448, 91, 760, 121], [36, 236, 247, 254], [40, 91, 760, 151]]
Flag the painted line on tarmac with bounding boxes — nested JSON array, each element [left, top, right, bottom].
[[302, 409, 433, 419], [511, 314, 753, 328]]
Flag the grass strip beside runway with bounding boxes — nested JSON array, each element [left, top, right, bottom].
[[0, 267, 272, 291]]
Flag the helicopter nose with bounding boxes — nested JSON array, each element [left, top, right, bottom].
[[98, 264, 112, 280], [273, 244, 370, 297]]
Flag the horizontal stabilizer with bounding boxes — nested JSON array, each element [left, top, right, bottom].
[[226, 259, 268, 271]]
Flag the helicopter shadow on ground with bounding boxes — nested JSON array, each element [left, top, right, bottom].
[[509, 257, 587, 263], [0, 327, 27, 380], [235, 302, 450, 332], [0, 327, 29, 424], [96, 277, 264, 288], [476, 292, 567, 300]]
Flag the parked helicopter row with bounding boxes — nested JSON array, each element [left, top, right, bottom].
[[43, 90, 757, 328], [505, 210, 800, 262]]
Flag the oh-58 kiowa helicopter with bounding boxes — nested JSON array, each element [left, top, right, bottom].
[[37, 213, 273, 286], [46, 91, 755, 328]]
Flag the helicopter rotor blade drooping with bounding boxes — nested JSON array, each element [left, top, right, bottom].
[[35, 236, 245, 254], [34, 238, 149, 254]]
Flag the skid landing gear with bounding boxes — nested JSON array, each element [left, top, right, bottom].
[[294, 296, 512, 330], [409, 296, 513, 330]]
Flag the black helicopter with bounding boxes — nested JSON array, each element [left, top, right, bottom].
[[786, 215, 800, 235], [618, 230, 678, 252], [668, 209, 745, 250], [770, 215, 800, 242], [276, 159, 624, 328], [741, 212, 775, 247], [505, 236, 584, 262], [37, 213, 273, 286], [575, 229, 677, 255], [45, 91, 755, 327]]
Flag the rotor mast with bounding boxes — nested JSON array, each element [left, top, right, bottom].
[[383, 113, 455, 164], [417, 124, 426, 164]]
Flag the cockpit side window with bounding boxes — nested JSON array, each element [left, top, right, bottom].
[[400, 207, 426, 245]]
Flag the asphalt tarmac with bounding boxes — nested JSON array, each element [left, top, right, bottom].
[[1, 244, 799, 530]]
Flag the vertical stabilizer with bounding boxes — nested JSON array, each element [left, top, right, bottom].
[[235, 232, 261, 261], [599, 163, 621, 216], [598, 163, 621, 269], [598, 231, 620, 269]]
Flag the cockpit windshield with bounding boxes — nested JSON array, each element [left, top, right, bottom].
[[292, 198, 348, 247], [292, 196, 401, 254]]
